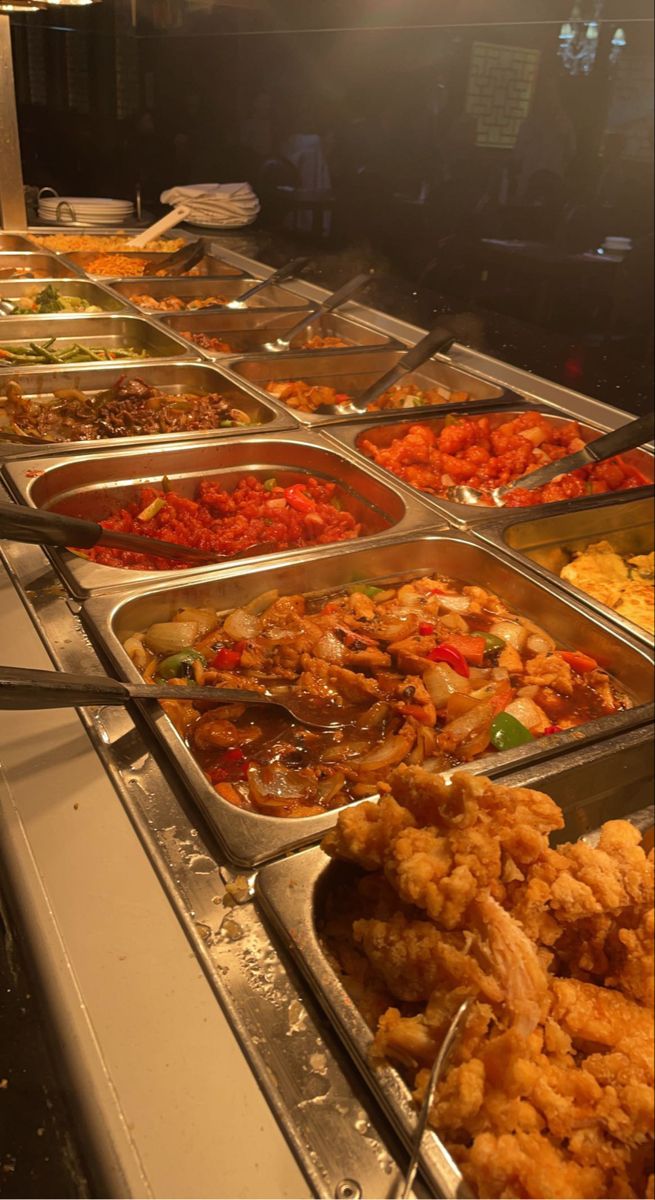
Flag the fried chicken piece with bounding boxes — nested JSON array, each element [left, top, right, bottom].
[[551, 978, 654, 1075], [463, 1129, 606, 1199], [383, 822, 504, 929], [472, 894, 550, 1035], [522, 652, 575, 695], [321, 793, 416, 869], [353, 913, 503, 1004], [608, 908, 655, 1008], [388, 766, 564, 838]]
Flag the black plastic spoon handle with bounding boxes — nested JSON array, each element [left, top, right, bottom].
[[237, 257, 310, 302], [273, 273, 371, 344], [0, 665, 272, 710], [0, 500, 102, 549], [499, 410, 655, 497], [350, 324, 456, 412]]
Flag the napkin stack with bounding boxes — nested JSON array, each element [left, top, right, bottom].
[[160, 183, 260, 228]]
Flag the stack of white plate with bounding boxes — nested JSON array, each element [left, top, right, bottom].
[[37, 194, 135, 225]]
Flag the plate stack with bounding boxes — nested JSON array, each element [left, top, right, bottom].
[[37, 194, 135, 225], [160, 183, 260, 229]]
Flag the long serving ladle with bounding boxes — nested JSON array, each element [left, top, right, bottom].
[[262, 272, 371, 351], [343, 324, 457, 414], [0, 501, 273, 566], [226, 258, 310, 309], [0, 666, 357, 730], [447, 410, 655, 506]]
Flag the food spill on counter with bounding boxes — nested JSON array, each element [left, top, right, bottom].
[[320, 763, 654, 1200], [0, 376, 254, 442], [123, 573, 631, 817], [360, 411, 649, 505]]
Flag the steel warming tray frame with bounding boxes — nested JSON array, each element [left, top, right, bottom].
[[158, 307, 403, 357], [105, 276, 313, 312], [0, 312, 194, 366], [82, 530, 653, 867], [0, 251, 82, 279], [0, 360, 297, 458]]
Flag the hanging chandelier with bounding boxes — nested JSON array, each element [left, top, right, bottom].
[[558, 1, 627, 76]]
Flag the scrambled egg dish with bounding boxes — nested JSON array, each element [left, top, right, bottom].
[[561, 540, 654, 634]]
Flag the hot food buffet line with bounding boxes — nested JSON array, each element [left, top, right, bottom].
[[0, 228, 653, 1200]]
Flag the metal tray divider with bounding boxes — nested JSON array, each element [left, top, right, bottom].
[[0, 537, 408, 1200]]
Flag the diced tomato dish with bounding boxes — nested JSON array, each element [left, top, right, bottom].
[[361, 412, 649, 507]]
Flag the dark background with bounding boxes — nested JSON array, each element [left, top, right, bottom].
[[8, 0, 655, 410]]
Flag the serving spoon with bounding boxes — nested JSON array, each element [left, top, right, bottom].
[[343, 324, 457, 414], [0, 500, 274, 566], [0, 665, 357, 730], [447, 410, 654, 506], [262, 272, 371, 352], [226, 257, 310, 309]]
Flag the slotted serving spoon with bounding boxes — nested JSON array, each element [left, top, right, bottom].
[[0, 501, 273, 566], [344, 324, 457, 414], [0, 666, 357, 729], [226, 257, 310, 309], [262, 272, 371, 351], [447, 410, 655, 506]]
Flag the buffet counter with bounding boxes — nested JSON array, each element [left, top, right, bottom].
[[0, 226, 653, 1199]]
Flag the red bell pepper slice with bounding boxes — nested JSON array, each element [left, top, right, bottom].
[[211, 646, 243, 670], [418, 621, 435, 636], [558, 650, 598, 674], [427, 643, 470, 678]]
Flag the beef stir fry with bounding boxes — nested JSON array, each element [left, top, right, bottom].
[[0, 376, 253, 442], [266, 379, 471, 414], [125, 574, 632, 818]]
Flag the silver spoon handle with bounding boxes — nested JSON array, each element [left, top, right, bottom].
[[271, 272, 371, 345], [237, 257, 310, 303], [351, 325, 456, 412], [0, 665, 270, 710]]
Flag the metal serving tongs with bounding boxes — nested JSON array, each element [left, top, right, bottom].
[[143, 239, 205, 278], [448, 409, 655, 506], [394, 997, 473, 1200], [0, 500, 272, 566], [0, 666, 359, 729], [345, 324, 457, 414], [262, 272, 371, 351], [226, 258, 310, 309]]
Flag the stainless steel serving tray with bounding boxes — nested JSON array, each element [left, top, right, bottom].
[[475, 493, 654, 646], [82, 532, 653, 868], [0, 313, 193, 367], [158, 309, 402, 357], [223, 346, 519, 426], [0, 278, 134, 317], [0, 361, 296, 459], [0, 252, 81, 280], [4, 430, 431, 597], [326, 407, 655, 526], [106, 277, 312, 313], [0, 234, 41, 252], [63, 250, 246, 279], [255, 728, 654, 1200]]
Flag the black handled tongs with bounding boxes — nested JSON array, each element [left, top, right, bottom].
[[348, 324, 457, 412], [0, 501, 270, 565], [227, 258, 310, 308], [263, 273, 371, 351]]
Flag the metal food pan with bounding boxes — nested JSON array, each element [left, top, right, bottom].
[[0, 278, 134, 317], [30, 230, 193, 254], [106, 277, 311, 312], [254, 726, 653, 1200], [326, 407, 655, 527], [63, 250, 246, 279], [4, 431, 431, 598], [0, 234, 41, 252], [475, 493, 654, 646], [81, 532, 653, 867], [0, 252, 81, 280], [0, 314, 193, 367], [224, 346, 518, 426], [158, 309, 402, 357], [0, 361, 295, 458]]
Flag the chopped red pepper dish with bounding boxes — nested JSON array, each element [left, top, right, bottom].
[[361, 412, 649, 507], [79, 475, 362, 570]]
